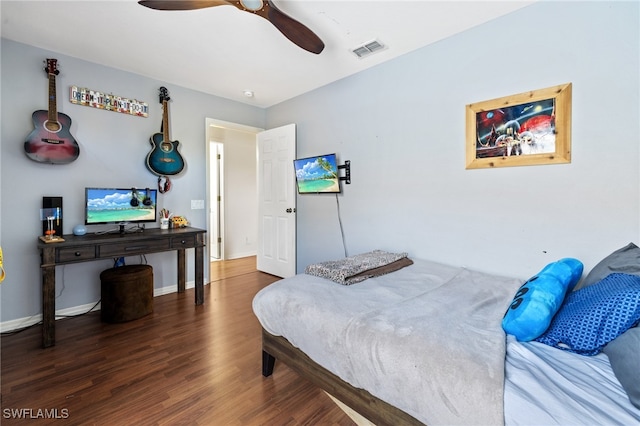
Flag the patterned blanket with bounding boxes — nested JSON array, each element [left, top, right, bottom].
[[304, 250, 413, 285]]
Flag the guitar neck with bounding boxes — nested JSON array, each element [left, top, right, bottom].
[[48, 72, 58, 123], [162, 99, 170, 141]]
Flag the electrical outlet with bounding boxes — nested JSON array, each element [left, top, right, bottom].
[[191, 199, 205, 210]]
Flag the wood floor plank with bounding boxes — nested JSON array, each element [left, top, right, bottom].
[[0, 257, 355, 425]]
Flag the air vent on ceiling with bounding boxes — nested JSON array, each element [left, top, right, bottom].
[[351, 39, 386, 59]]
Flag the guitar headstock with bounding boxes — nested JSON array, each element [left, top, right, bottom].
[[159, 86, 171, 103], [44, 58, 60, 76]]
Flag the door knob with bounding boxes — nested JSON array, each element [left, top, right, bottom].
[[286, 208, 296, 213]]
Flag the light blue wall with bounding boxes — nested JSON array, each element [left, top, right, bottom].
[[1, 1, 639, 326], [0, 39, 265, 323], [267, 1, 640, 278]]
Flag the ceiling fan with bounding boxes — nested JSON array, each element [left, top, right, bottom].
[[138, 0, 325, 54]]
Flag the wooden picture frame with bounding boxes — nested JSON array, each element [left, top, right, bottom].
[[465, 83, 572, 169]]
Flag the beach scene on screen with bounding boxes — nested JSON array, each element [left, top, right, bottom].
[[294, 155, 340, 193], [86, 189, 156, 223]]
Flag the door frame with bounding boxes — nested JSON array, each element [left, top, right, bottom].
[[205, 118, 263, 261], [209, 141, 223, 260]]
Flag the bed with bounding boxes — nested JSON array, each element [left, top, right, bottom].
[[252, 248, 640, 425]]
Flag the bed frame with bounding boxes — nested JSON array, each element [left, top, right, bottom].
[[261, 329, 424, 426]]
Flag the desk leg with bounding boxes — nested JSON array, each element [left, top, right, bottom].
[[177, 246, 204, 305], [195, 245, 204, 305], [42, 267, 56, 347], [177, 249, 186, 293]]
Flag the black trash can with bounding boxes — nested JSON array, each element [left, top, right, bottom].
[[100, 265, 153, 323]]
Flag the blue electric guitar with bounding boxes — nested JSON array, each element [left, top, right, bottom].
[[145, 87, 184, 176], [24, 59, 80, 164]]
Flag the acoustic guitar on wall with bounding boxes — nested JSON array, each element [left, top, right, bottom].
[[24, 59, 80, 164], [145, 87, 184, 176]]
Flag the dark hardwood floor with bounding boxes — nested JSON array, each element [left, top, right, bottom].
[[1, 257, 354, 425]]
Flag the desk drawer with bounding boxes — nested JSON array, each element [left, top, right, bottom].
[[99, 239, 170, 257], [57, 246, 96, 262], [171, 235, 197, 249]]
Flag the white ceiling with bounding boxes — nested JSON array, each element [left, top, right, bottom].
[[1, 0, 534, 108]]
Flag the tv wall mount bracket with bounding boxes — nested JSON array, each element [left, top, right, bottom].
[[338, 160, 351, 184]]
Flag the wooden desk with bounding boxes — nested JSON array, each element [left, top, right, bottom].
[[38, 227, 206, 348]]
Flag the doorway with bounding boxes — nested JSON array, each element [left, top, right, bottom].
[[205, 120, 297, 277], [205, 119, 262, 262]]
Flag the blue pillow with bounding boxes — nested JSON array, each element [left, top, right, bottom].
[[502, 258, 583, 341], [535, 273, 640, 355]]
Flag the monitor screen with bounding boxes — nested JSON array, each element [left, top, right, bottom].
[[85, 188, 157, 225], [293, 153, 341, 194]]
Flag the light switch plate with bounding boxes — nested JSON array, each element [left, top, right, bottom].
[[191, 199, 205, 209]]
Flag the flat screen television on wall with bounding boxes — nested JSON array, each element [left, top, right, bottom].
[[294, 153, 341, 194], [85, 187, 158, 227]]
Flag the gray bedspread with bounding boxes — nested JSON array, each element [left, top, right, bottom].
[[252, 258, 522, 425]]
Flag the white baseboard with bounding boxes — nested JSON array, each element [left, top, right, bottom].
[[0, 301, 97, 333], [227, 251, 257, 260], [326, 393, 375, 426], [0, 280, 205, 333]]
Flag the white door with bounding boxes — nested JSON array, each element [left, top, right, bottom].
[[257, 124, 296, 278], [209, 142, 223, 260]]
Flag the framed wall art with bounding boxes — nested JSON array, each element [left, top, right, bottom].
[[465, 83, 572, 169]]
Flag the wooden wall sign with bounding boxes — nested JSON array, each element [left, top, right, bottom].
[[69, 86, 148, 117]]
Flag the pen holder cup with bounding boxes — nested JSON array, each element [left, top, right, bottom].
[[160, 218, 169, 230]]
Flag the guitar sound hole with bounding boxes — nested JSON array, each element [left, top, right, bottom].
[[44, 120, 61, 133], [161, 143, 172, 153]]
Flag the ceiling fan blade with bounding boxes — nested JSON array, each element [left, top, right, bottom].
[[138, 0, 324, 54], [265, 1, 324, 54], [138, 1, 230, 11]]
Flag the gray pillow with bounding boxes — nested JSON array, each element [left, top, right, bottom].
[[574, 243, 640, 291], [602, 326, 640, 409]]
